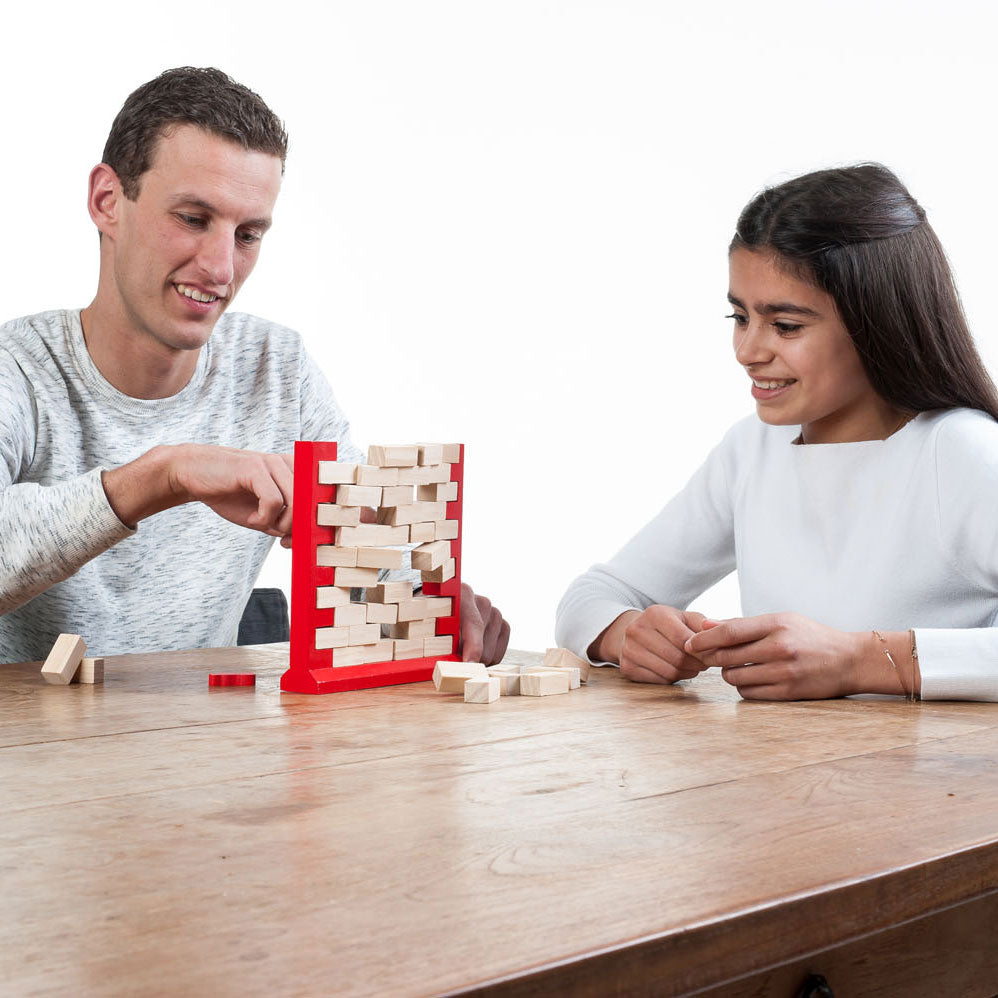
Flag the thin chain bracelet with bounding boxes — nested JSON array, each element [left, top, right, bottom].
[[873, 629, 910, 700]]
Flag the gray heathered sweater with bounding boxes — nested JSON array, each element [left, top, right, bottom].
[[0, 309, 364, 663]]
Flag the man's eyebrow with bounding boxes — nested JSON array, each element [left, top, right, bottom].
[[726, 292, 821, 318], [169, 195, 272, 230]]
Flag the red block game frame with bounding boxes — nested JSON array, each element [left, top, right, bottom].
[[281, 441, 464, 694]]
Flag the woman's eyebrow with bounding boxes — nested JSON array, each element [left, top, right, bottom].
[[726, 292, 821, 318]]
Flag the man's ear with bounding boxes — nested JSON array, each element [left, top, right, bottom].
[[88, 163, 124, 236]]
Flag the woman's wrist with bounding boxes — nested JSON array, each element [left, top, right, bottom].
[[848, 629, 919, 698]]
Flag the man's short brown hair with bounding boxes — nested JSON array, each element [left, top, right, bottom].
[[102, 66, 288, 199]]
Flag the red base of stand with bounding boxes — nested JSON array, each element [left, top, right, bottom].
[[280, 654, 458, 694]]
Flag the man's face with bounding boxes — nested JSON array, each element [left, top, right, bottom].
[[107, 123, 283, 353]]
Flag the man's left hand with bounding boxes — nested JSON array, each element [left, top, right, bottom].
[[460, 582, 510, 665]]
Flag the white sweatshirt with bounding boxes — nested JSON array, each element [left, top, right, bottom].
[[556, 409, 998, 701]]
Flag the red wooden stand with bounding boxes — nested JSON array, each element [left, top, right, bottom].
[[281, 441, 464, 694]]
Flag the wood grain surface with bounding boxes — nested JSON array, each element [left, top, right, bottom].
[[2, 645, 996, 997]]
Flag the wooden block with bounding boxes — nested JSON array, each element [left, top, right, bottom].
[[393, 638, 425, 660], [417, 443, 444, 466], [333, 602, 368, 627], [386, 618, 436, 639], [380, 485, 414, 507], [355, 546, 404, 570], [543, 647, 591, 684], [421, 558, 456, 584], [316, 545, 358, 568], [75, 657, 104, 685], [368, 445, 419, 467], [417, 481, 458, 502], [408, 522, 435, 543], [331, 646, 367, 668], [355, 464, 400, 486], [316, 504, 362, 527], [378, 501, 447, 527], [411, 539, 450, 572], [441, 443, 461, 463], [434, 520, 459, 542], [363, 639, 396, 663], [335, 524, 410, 547], [396, 598, 429, 622], [41, 634, 86, 685], [432, 661, 488, 692], [348, 623, 382, 646], [367, 581, 414, 604], [316, 586, 351, 609], [424, 597, 453, 618], [526, 665, 580, 688], [423, 635, 453, 657], [316, 626, 350, 650], [398, 464, 452, 486], [336, 484, 382, 507], [464, 677, 500, 703], [520, 670, 572, 696], [317, 461, 357, 485], [487, 670, 521, 696], [333, 566, 381, 588], [367, 602, 399, 625]]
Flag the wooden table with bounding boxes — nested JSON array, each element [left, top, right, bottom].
[[3, 646, 997, 997]]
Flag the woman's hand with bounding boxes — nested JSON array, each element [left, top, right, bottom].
[[685, 612, 862, 700], [594, 605, 710, 685]]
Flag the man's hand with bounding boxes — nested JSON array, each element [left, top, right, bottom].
[[592, 605, 710, 684], [685, 612, 860, 700], [103, 443, 294, 541], [459, 582, 510, 665]]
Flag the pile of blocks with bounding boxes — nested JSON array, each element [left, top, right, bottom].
[[433, 648, 590, 703], [313, 443, 461, 666], [40, 633, 103, 685]]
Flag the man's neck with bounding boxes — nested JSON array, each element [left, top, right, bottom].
[[80, 298, 203, 400]]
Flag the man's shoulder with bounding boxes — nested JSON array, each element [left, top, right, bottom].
[[0, 309, 74, 371], [212, 311, 306, 356]]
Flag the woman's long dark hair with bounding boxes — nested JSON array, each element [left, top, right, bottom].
[[731, 163, 998, 421]]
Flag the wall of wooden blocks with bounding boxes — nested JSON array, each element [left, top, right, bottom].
[[283, 441, 464, 694]]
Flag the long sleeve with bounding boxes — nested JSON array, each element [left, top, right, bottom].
[[913, 410, 998, 700], [555, 426, 740, 662], [0, 347, 132, 614]]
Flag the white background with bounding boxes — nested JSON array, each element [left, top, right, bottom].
[[3, 1, 997, 650]]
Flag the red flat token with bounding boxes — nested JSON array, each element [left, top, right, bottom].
[[209, 673, 256, 687]]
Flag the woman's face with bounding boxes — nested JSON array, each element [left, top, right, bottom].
[[727, 248, 898, 444]]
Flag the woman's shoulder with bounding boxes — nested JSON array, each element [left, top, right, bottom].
[[919, 407, 998, 450]]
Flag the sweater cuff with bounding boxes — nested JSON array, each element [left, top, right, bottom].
[[556, 598, 634, 666], [913, 628, 998, 701]]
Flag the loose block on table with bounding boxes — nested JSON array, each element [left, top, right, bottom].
[[433, 661, 488, 693], [464, 677, 500, 703], [543, 647, 591, 683], [41, 633, 86, 685], [520, 670, 572, 697], [75, 657, 104, 684]]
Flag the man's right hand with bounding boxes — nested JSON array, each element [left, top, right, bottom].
[[591, 605, 710, 685], [102, 444, 294, 540]]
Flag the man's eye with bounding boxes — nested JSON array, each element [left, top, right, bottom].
[[237, 229, 263, 245], [178, 213, 206, 228]]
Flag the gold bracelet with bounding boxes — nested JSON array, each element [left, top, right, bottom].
[[908, 628, 921, 701], [873, 630, 909, 700]]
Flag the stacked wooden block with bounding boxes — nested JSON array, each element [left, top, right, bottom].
[[433, 648, 589, 703], [313, 443, 461, 667]]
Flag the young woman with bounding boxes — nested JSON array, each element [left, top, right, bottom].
[[556, 163, 998, 701]]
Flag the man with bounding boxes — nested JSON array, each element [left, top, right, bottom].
[[0, 66, 510, 665]]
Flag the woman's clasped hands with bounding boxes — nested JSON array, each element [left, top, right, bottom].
[[611, 606, 861, 700]]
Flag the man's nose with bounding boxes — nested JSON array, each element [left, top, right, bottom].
[[197, 228, 235, 287]]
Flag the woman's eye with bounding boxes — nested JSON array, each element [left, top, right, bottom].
[[774, 321, 803, 335], [725, 312, 748, 325]]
